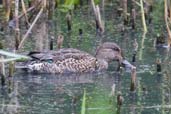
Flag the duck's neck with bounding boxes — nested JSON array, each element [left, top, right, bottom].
[[96, 59, 108, 70]]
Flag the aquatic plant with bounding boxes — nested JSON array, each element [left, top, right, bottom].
[[0, 50, 29, 62], [81, 89, 86, 114]]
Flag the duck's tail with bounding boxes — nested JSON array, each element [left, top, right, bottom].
[[15, 65, 28, 69], [15, 63, 30, 72], [15, 61, 30, 69]]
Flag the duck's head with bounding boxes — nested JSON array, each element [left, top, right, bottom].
[[95, 42, 123, 62], [95, 42, 136, 70]]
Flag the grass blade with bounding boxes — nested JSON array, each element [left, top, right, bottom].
[[81, 89, 86, 114]]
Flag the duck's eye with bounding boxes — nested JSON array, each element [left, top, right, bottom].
[[113, 48, 119, 51]]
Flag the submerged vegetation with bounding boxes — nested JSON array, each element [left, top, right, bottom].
[[0, 0, 171, 114]]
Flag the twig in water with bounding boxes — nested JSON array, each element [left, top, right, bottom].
[[18, 7, 44, 49], [21, 0, 30, 26]]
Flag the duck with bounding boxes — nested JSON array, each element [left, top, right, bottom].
[[18, 42, 135, 73]]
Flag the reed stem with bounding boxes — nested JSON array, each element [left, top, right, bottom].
[[15, 0, 20, 50], [4, 0, 11, 22], [139, 32, 146, 60], [81, 89, 86, 114], [140, 0, 147, 32], [164, 0, 171, 47], [18, 7, 44, 49], [66, 11, 72, 32], [130, 68, 136, 91], [9, 61, 14, 77], [21, 0, 30, 26], [0, 56, 5, 86]]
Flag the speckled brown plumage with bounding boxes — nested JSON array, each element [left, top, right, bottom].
[[27, 48, 98, 73], [20, 42, 134, 73]]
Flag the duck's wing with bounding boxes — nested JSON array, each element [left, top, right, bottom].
[[26, 48, 97, 73], [33, 48, 95, 61], [28, 48, 88, 60], [28, 51, 55, 60]]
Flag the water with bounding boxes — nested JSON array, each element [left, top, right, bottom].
[[0, 1, 171, 114], [0, 56, 170, 114], [0, 72, 117, 114]]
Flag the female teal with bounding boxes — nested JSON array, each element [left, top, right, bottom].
[[19, 42, 135, 73]]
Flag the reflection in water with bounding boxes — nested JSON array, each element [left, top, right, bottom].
[[0, 64, 170, 114], [0, 71, 118, 114], [0, 80, 20, 114]]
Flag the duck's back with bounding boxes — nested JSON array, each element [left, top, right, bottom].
[[26, 48, 97, 73]]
